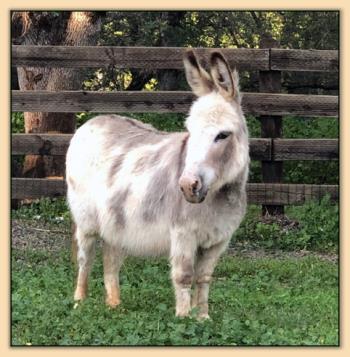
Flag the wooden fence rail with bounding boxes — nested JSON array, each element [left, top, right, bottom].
[[12, 90, 339, 117], [11, 134, 339, 161], [11, 178, 339, 205], [12, 46, 338, 72]]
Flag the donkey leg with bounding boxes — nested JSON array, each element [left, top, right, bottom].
[[170, 230, 197, 317], [192, 240, 229, 320], [74, 227, 96, 301], [103, 241, 124, 308]]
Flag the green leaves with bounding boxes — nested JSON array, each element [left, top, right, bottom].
[[232, 197, 338, 253]]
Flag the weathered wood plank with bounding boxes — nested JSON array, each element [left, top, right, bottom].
[[11, 135, 339, 161], [271, 49, 339, 72], [247, 183, 338, 205], [12, 45, 270, 71], [12, 46, 339, 72], [12, 178, 67, 199], [12, 134, 73, 156], [10, 134, 272, 160], [11, 90, 339, 117], [249, 139, 271, 160], [273, 139, 339, 160], [11, 178, 339, 204], [245, 92, 338, 117]]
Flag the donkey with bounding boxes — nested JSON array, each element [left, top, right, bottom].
[[66, 50, 250, 320]]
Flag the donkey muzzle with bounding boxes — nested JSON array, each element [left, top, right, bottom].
[[179, 173, 208, 204]]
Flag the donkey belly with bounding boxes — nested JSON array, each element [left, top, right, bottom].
[[101, 211, 172, 257], [124, 224, 171, 257]]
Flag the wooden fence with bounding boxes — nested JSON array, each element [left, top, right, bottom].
[[11, 45, 339, 209]]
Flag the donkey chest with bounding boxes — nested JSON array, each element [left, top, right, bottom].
[[196, 197, 246, 249], [196, 217, 237, 249]]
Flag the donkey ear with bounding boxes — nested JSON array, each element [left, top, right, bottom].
[[210, 51, 238, 101], [183, 49, 213, 97]]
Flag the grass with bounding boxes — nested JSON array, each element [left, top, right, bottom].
[[11, 247, 338, 346]]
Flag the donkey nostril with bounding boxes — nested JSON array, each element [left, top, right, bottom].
[[191, 181, 199, 193]]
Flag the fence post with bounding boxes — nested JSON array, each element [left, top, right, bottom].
[[259, 35, 284, 215]]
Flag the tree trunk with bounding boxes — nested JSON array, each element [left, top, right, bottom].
[[157, 12, 185, 91], [12, 11, 103, 178]]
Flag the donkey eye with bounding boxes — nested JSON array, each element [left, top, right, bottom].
[[214, 131, 231, 142]]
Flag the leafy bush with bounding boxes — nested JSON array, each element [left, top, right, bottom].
[[11, 112, 25, 133], [283, 116, 338, 139], [76, 112, 96, 128], [287, 195, 339, 252], [233, 196, 338, 253], [283, 161, 338, 185]]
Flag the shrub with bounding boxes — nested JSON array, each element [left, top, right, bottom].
[[233, 196, 338, 253]]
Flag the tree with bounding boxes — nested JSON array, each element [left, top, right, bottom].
[[94, 11, 338, 94], [12, 11, 105, 177]]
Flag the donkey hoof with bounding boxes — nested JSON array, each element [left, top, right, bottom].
[[74, 288, 87, 301], [106, 296, 121, 308], [176, 310, 190, 318], [197, 313, 210, 321]]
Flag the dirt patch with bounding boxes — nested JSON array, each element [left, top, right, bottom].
[[11, 219, 72, 252], [259, 213, 300, 230], [226, 243, 338, 263]]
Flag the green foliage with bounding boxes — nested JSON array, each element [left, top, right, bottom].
[[101, 11, 338, 51], [11, 248, 338, 346], [283, 161, 338, 185], [287, 196, 339, 252], [233, 196, 338, 252], [280, 11, 338, 50], [11, 112, 25, 133], [283, 116, 338, 139], [12, 197, 71, 225], [127, 113, 186, 132], [75, 112, 96, 128]]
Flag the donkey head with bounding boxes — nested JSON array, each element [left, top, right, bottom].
[[179, 50, 249, 204]]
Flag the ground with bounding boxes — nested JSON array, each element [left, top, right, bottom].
[[11, 218, 339, 346]]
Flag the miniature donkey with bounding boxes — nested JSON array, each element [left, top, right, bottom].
[[66, 50, 250, 320]]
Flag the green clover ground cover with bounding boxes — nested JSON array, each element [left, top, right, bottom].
[[12, 245, 338, 346]]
